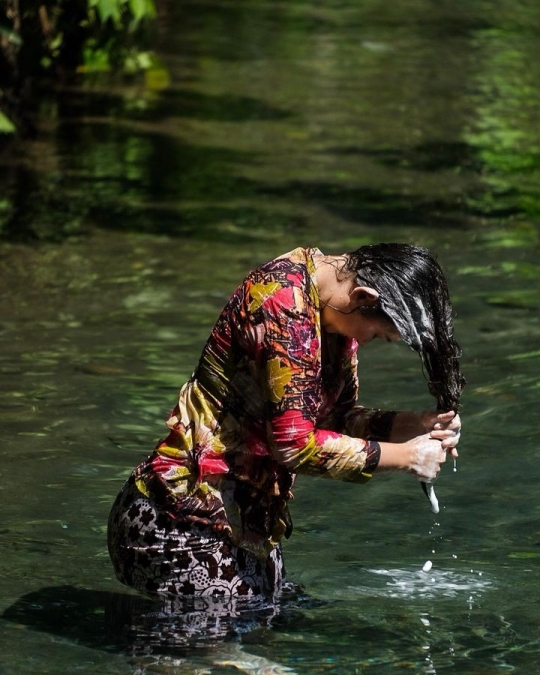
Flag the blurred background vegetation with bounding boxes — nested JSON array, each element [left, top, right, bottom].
[[0, 0, 156, 134], [1, 0, 540, 252]]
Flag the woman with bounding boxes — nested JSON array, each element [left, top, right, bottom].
[[108, 243, 464, 600]]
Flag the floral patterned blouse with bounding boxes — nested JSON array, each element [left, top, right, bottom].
[[134, 247, 395, 558]]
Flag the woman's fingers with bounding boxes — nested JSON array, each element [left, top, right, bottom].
[[431, 412, 461, 455], [431, 428, 460, 455], [439, 411, 461, 428], [409, 410, 462, 481], [437, 410, 456, 423], [431, 429, 457, 439]]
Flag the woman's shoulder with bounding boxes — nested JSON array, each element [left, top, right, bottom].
[[237, 248, 320, 317], [254, 247, 320, 281]]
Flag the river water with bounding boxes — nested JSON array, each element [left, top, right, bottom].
[[1, 0, 540, 672]]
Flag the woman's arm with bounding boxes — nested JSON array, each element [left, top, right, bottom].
[[376, 434, 448, 481], [252, 282, 448, 483]]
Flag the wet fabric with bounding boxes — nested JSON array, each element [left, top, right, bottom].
[[110, 247, 396, 568], [108, 476, 284, 597]]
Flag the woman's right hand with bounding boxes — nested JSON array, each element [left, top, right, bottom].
[[376, 435, 446, 481], [406, 433, 447, 482]]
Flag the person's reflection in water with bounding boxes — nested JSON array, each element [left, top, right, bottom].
[[2, 584, 311, 672], [109, 586, 293, 649]]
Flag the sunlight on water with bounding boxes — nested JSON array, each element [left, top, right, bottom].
[[2, 0, 540, 672], [361, 566, 493, 601]]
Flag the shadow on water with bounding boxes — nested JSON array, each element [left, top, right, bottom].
[[0, 129, 263, 242], [2, 167, 480, 243], [90, 204, 310, 240], [1, 584, 323, 657], [260, 180, 474, 229], [2, 110, 496, 243], [56, 88, 293, 123], [2, 121, 492, 243], [326, 141, 482, 173]]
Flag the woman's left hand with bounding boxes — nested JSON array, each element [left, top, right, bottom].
[[425, 410, 461, 458], [390, 410, 462, 458]]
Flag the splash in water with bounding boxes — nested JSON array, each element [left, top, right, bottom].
[[334, 566, 492, 602]]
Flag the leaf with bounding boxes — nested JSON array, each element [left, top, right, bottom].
[[0, 26, 22, 45], [93, 0, 124, 24], [128, 0, 156, 22], [0, 111, 16, 134], [145, 65, 171, 91]]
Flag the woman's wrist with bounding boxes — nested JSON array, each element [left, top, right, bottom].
[[364, 440, 382, 473], [375, 441, 411, 472], [390, 411, 435, 442]]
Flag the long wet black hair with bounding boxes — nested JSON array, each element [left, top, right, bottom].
[[343, 243, 465, 411]]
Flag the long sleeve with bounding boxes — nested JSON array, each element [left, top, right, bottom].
[[136, 246, 383, 559], [250, 280, 376, 483], [344, 407, 398, 442]]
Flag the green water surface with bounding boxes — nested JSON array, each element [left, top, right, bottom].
[[1, 1, 540, 672]]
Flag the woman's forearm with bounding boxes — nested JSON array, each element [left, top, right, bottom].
[[377, 434, 448, 482], [376, 441, 411, 472], [389, 411, 433, 443]]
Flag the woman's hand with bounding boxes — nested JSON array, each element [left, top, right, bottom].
[[407, 434, 447, 482], [391, 410, 461, 458], [423, 410, 461, 459], [377, 434, 447, 481]]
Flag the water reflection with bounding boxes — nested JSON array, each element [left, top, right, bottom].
[[2, 4, 540, 244], [1, 580, 527, 675], [2, 585, 315, 674]]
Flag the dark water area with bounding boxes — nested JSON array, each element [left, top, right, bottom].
[[1, 0, 540, 672]]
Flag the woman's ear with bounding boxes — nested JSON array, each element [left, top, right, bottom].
[[351, 286, 379, 307]]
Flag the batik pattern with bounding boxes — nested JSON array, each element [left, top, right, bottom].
[[112, 247, 396, 564], [108, 476, 284, 597]]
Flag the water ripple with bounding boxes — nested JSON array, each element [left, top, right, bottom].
[[340, 566, 493, 601]]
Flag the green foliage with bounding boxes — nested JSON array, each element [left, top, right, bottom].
[[0, 0, 158, 133], [0, 108, 16, 134], [0, 24, 21, 46], [88, 0, 156, 26]]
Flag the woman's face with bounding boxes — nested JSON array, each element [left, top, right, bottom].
[[321, 307, 401, 346]]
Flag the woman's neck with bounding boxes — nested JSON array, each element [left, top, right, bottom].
[[313, 253, 353, 309]]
